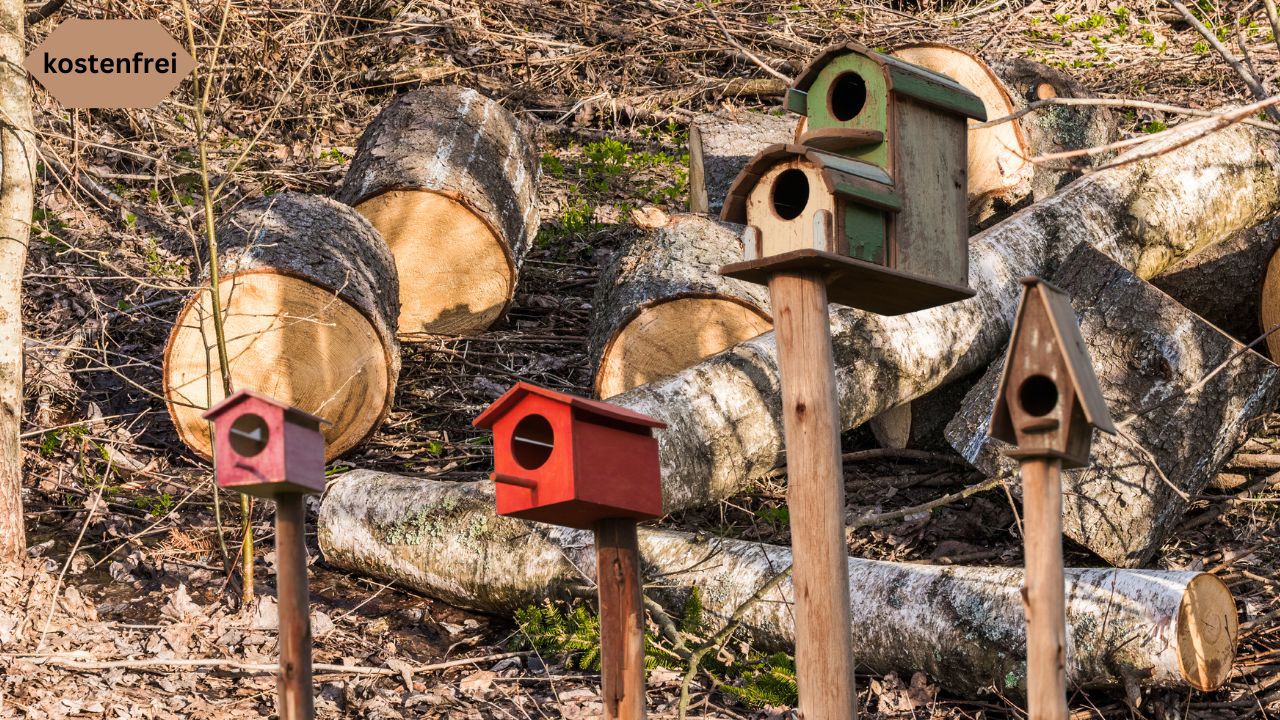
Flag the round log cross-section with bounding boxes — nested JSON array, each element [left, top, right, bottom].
[[336, 86, 540, 337], [588, 214, 772, 398], [164, 193, 400, 461]]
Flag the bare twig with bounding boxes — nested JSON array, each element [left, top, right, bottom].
[[700, 3, 792, 84], [25, 650, 530, 676], [1168, 0, 1280, 122], [973, 96, 1280, 133]]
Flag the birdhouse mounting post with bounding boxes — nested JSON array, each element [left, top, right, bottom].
[[988, 278, 1116, 720], [596, 517, 646, 720], [766, 267, 859, 720], [473, 383, 667, 720], [202, 390, 326, 720]]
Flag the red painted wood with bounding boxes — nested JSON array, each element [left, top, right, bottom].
[[474, 383, 665, 529], [203, 390, 326, 498]]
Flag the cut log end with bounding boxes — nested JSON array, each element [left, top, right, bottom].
[[869, 403, 912, 449], [164, 272, 393, 461], [1177, 573, 1238, 691], [354, 189, 514, 336], [595, 296, 771, 398]]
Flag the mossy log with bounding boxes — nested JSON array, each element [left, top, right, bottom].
[[336, 86, 540, 337], [318, 471, 1237, 694], [587, 214, 772, 398], [945, 244, 1280, 567], [163, 193, 400, 461], [605, 122, 1280, 515]]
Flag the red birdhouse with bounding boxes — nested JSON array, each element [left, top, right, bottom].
[[202, 390, 327, 498], [472, 382, 666, 529]]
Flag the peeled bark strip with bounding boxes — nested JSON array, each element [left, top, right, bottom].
[[688, 109, 799, 214], [318, 471, 1238, 693], [588, 214, 772, 398], [336, 86, 539, 336], [607, 122, 1280, 515], [945, 244, 1280, 567], [164, 193, 400, 461], [1155, 216, 1280, 346]]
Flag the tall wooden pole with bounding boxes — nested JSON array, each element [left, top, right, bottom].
[[595, 517, 646, 720], [768, 271, 858, 720], [1019, 455, 1068, 720], [275, 493, 315, 720]]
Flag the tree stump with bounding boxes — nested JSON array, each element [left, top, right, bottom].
[[688, 109, 799, 215], [946, 243, 1280, 566], [164, 193, 400, 461], [336, 86, 539, 337], [588, 214, 772, 398]]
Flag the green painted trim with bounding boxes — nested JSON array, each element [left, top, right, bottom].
[[887, 67, 987, 120], [785, 89, 808, 115], [834, 181, 902, 212], [802, 53, 890, 170], [844, 204, 887, 265]]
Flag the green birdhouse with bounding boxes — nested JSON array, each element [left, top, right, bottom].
[[719, 43, 986, 316]]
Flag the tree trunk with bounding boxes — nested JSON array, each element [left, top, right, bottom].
[[318, 471, 1238, 694], [605, 121, 1280, 515], [587, 214, 772, 398], [688, 110, 799, 215], [945, 243, 1280, 567], [0, 0, 33, 561], [163, 192, 400, 462], [336, 86, 540, 337]]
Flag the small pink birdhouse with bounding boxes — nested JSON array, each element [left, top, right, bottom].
[[472, 382, 666, 529], [202, 390, 327, 498]]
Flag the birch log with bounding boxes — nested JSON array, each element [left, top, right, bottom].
[[588, 214, 772, 398], [163, 193, 400, 461], [318, 471, 1238, 693], [1155, 216, 1280, 346], [336, 86, 539, 337], [945, 243, 1280, 566], [606, 121, 1280, 515]]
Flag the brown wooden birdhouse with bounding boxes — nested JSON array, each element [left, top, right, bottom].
[[988, 278, 1115, 468], [202, 389, 328, 498], [472, 382, 666, 529]]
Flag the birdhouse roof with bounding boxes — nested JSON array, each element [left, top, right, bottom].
[[472, 382, 667, 431], [991, 278, 1116, 439], [720, 143, 900, 225], [788, 42, 987, 121], [201, 389, 328, 427]]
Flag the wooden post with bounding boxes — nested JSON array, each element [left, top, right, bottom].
[[1019, 455, 1068, 720], [768, 270, 858, 720], [595, 517, 646, 720], [275, 493, 315, 720]]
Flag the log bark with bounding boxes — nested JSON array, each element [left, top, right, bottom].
[[164, 192, 400, 461], [944, 243, 1280, 567], [0, 0, 34, 561], [604, 121, 1280, 516], [1155, 216, 1280, 346], [688, 110, 799, 215], [336, 86, 540, 337], [986, 58, 1119, 202], [587, 214, 771, 398], [318, 471, 1238, 694]]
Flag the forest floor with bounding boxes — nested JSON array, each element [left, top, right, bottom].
[[4, 0, 1280, 717]]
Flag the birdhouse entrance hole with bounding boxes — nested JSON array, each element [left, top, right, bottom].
[[229, 413, 270, 457], [829, 72, 867, 121], [512, 414, 555, 470], [1018, 375, 1059, 417], [771, 169, 810, 220]]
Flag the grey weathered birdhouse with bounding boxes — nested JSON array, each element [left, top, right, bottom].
[[988, 278, 1115, 467]]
